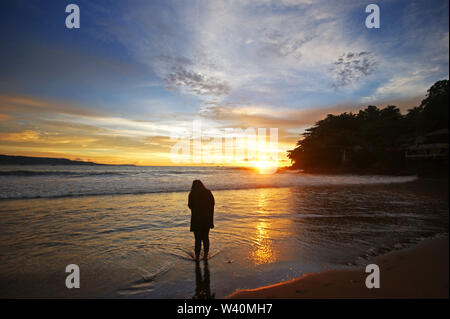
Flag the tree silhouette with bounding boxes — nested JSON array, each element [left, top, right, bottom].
[[288, 80, 449, 173]]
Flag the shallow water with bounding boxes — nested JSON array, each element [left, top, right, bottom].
[[0, 165, 417, 199], [0, 167, 448, 298]]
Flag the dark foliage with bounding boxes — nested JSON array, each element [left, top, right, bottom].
[[287, 80, 449, 173]]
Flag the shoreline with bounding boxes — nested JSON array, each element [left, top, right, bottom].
[[282, 167, 449, 178], [228, 235, 449, 299]]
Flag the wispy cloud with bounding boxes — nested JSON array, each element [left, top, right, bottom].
[[74, 0, 447, 114], [0, 95, 100, 117], [90, 0, 369, 106], [0, 113, 12, 121]]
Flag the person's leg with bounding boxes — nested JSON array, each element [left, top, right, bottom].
[[194, 232, 201, 260], [202, 230, 210, 259]]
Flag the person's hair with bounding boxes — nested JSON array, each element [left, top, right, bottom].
[[191, 179, 207, 192]]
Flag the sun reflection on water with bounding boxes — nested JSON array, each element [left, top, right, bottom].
[[250, 220, 276, 265], [250, 190, 277, 265]]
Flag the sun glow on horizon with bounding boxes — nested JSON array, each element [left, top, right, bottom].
[[252, 160, 279, 174]]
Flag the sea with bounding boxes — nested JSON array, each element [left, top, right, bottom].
[[0, 165, 448, 298]]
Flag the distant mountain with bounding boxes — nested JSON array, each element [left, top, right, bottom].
[[0, 155, 108, 166]]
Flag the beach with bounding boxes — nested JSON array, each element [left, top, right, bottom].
[[1, 0, 449, 304], [228, 235, 449, 299], [0, 166, 448, 298]]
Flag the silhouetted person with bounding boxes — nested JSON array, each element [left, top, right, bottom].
[[193, 260, 215, 299], [188, 180, 215, 261]]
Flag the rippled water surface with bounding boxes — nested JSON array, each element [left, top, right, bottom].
[[0, 165, 417, 199], [0, 166, 447, 298]]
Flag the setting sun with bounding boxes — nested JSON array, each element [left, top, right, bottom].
[[252, 161, 278, 174]]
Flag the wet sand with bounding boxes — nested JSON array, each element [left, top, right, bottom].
[[228, 236, 449, 299]]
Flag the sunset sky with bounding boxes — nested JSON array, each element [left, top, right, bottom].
[[0, 0, 448, 166]]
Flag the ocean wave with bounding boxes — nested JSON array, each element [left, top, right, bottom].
[[0, 170, 126, 177], [0, 174, 418, 200], [0, 165, 419, 200]]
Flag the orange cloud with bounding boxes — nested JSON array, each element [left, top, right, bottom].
[[0, 113, 12, 121], [0, 95, 101, 117], [0, 130, 40, 142], [0, 92, 426, 167]]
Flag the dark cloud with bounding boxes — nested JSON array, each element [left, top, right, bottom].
[[165, 66, 231, 97], [331, 51, 377, 88], [278, 36, 315, 58], [259, 27, 315, 59]]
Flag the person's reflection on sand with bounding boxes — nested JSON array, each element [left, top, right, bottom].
[[193, 260, 215, 299]]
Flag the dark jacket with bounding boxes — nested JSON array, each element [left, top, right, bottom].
[[188, 189, 215, 232]]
